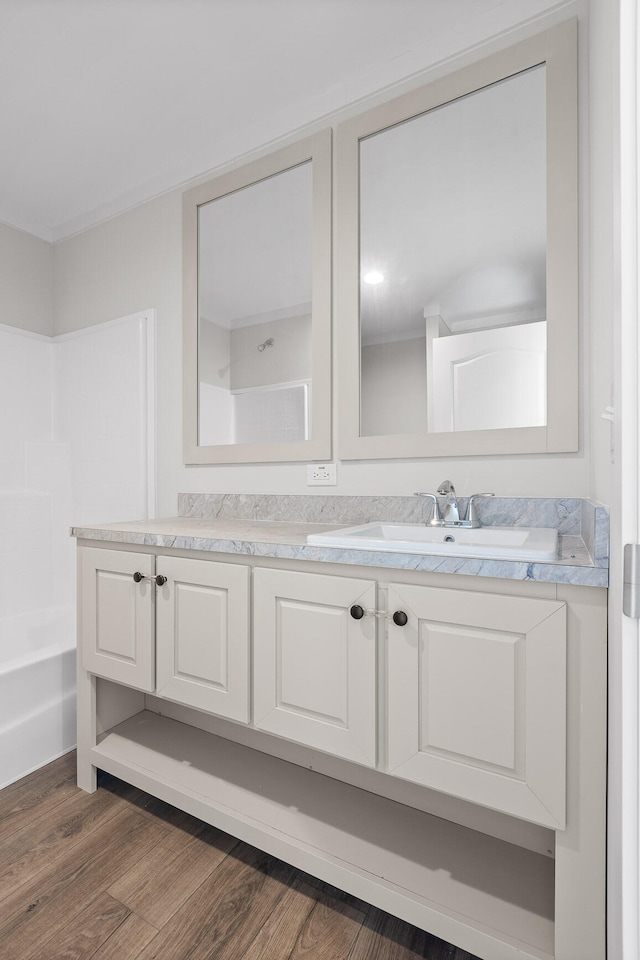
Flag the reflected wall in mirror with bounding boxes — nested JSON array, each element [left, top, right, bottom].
[[359, 66, 547, 437], [183, 131, 331, 464], [337, 20, 577, 459], [198, 163, 312, 447]]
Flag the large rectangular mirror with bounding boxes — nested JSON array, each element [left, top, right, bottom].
[[184, 130, 331, 464], [337, 20, 577, 459]]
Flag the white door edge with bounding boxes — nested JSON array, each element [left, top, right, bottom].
[[610, 1, 640, 956]]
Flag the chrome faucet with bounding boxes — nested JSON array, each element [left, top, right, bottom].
[[413, 492, 444, 526], [437, 480, 459, 523], [466, 492, 495, 528], [415, 484, 495, 527]]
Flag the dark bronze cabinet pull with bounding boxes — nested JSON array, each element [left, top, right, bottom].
[[133, 572, 167, 587]]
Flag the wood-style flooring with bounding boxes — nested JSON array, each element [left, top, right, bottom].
[[0, 752, 481, 960]]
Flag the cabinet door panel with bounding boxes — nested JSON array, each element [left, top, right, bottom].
[[387, 582, 566, 829], [156, 556, 250, 723], [421, 622, 524, 771], [80, 548, 155, 691], [254, 568, 376, 766], [278, 600, 349, 723]]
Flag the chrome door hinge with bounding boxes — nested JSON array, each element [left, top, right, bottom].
[[623, 544, 640, 618]]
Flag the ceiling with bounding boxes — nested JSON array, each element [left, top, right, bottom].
[[0, 0, 560, 243]]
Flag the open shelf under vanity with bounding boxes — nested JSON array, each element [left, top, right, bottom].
[[92, 709, 555, 960]]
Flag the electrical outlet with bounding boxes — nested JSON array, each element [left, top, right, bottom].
[[307, 463, 337, 485]]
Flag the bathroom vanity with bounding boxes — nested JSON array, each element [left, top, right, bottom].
[[74, 495, 607, 960]]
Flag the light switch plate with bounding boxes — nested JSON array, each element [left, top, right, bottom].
[[307, 463, 337, 485]]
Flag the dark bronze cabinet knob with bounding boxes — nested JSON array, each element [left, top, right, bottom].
[[392, 610, 408, 626], [350, 604, 365, 620]]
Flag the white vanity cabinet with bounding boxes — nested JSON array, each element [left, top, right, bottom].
[[386, 582, 567, 829], [253, 567, 377, 765], [76, 539, 607, 960], [79, 548, 250, 722], [252, 568, 567, 829], [155, 555, 250, 723], [80, 547, 156, 692]]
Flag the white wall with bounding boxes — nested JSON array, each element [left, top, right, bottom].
[[51, 312, 156, 602], [586, 0, 617, 505], [0, 326, 56, 616], [0, 313, 155, 618], [54, 314, 155, 526], [0, 325, 53, 488], [0, 314, 154, 788], [230, 314, 311, 390], [0, 222, 53, 336], [53, 194, 183, 516], [50, 1, 615, 516], [199, 318, 230, 388]]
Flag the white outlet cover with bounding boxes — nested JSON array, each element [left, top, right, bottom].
[[307, 463, 337, 485]]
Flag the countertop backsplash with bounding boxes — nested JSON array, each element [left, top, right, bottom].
[[178, 492, 608, 567]]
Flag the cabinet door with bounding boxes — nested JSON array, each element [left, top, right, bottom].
[[387, 582, 566, 829], [156, 556, 250, 723], [253, 567, 377, 766], [80, 547, 155, 691]]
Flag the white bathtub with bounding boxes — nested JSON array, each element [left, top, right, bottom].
[[0, 606, 77, 789]]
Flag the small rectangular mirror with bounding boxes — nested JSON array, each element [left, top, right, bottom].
[[183, 131, 331, 464], [337, 21, 577, 459]]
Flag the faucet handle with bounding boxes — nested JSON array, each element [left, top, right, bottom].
[[414, 492, 444, 526], [466, 492, 495, 526]]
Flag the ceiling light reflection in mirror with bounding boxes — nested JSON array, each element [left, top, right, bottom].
[[197, 161, 312, 446], [358, 65, 547, 437]]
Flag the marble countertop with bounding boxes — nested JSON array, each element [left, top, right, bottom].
[[71, 515, 608, 587]]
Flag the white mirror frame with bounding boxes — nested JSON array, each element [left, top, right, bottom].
[[336, 20, 578, 460], [183, 130, 332, 464]]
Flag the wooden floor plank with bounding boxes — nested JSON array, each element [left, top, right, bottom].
[[90, 912, 159, 960], [287, 887, 367, 960], [349, 910, 421, 960], [0, 750, 77, 842], [0, 777, 142, 904], [349, 910, 471, 960], [134, 843, 298, 960], [0, 806, 170, 960], [108, 824, 239, 928], [240, 876, 320, 960], [23, 892, 130, 960]]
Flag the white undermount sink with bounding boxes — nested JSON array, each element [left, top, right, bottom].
[[306, 522, 558, 561]]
